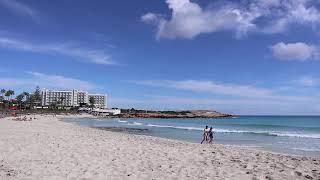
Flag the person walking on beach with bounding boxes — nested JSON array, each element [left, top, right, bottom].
[[208, 127, 214, 143], [201, 126, 210, 144]]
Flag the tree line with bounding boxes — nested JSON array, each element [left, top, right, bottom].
[[0, 86, 97, 110], [0, 86, 42, 110]]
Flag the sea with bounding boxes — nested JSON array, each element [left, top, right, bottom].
[[64, 116, 320, 157]]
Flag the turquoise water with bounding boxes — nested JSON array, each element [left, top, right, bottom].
[[64, 116, 320, 157]]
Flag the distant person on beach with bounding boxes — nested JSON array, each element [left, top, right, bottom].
[[201, 126, 210, 144], [208, 127, 214, 143]]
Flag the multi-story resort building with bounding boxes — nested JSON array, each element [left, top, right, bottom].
[[88, 94, 107, 108], [77, 91, 89, 105], [41, 89, 107, 108]]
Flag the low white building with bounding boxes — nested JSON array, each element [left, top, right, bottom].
[[41, 89, 107, 108], [78, 108, 121, 116], [91, 108, 121, 115]]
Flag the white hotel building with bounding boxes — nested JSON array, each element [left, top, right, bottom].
[[41, 89, 107, 108]]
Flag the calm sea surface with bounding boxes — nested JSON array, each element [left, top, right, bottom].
[[64, 116, 320, 157]]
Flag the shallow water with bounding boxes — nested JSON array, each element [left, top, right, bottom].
[[64, 116, 320, 157]]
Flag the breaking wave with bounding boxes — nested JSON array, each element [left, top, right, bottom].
[[128, 123, 320, 139]]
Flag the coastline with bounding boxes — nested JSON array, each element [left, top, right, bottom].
[[64, 115, 320, 157], [114, 109, 233, 119], [91, 125, 316, 159], [0, 114, 319, 179], [115, 114, 234, 119]]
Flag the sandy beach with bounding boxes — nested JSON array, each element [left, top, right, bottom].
[[0, 114, 319, 180]]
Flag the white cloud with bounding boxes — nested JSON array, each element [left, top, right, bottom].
[[110, 95, 290, 108], [142, 0, 320, 39], [109, 95, 320, 115], [141, 13, 161, 24], [142, 0, 257, 39], [26, 71, 97, 90], [270, 42, 319, 61], [123, 79, 320, 114], [0, 71, 97, 91], [260, 0, 320, 33], [131, 80, 313, 102], [0, 0, 38, 20], [134, 80, 271, 98], [0, 78, 29, 87], [0, 37, 115, 65], [144, 95, 292, 106]]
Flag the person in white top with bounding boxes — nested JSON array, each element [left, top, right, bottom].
[[201, 126, 210, 144]]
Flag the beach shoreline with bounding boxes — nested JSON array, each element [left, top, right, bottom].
[[63, 115, 320, 157], [1, 114, 319, 179]]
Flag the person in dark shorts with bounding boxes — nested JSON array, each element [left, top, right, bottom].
[[208, 127, 214, 143]]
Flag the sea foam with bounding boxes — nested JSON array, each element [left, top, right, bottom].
[[135, 123, 320, 139]]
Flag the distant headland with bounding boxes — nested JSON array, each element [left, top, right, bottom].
[[117, 109, 233, 119]]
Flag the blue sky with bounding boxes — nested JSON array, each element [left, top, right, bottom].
[[1, 0, 320, 115]]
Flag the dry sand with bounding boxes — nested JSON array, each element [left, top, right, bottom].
[[0, 114, 319, 180]]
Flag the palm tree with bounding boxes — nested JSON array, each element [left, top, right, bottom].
[[89, 96, 95, 109], [5, 90, 14, 100], [33, 86, 41, 106], [0, 89, 5, 109], [4, 91, 10, 100], [0, 96, 4, 110], [4, 90, 14, 108], [23, 92, 29, 97], [1, 89, 6, 100], [58, 96, 65, 109], [49, 101, 57, 110], [0, 89, 5, 99], [25, 93, 35, 109], [15, 93, 26, 110]]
